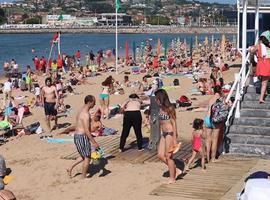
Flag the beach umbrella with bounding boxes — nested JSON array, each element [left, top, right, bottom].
[[164, 40, 168, 59], [212, 35, 214, 49], [132, 41, 136, 62], [140, 41, 145, 58], [205, 36, 209, 47], [232, 34, 236, 48], [190, 37, 193, 59], [125, 41, 129, 65], [177, 38, 181, 55], [157, 38, 161, 57], [221, 34, 226, 56], [184, 38, 187, 57], [195, 35, 198, 48]]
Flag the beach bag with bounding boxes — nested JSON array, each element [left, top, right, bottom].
[[0, 121, 11, 130], [173, 79, 179, 86], [178, 95, 191, 107], [0, 190, 16, 200], [23, 105, 30, 115], [102, 127, 117, 136], [26, 122, 40, 134], [211, 98, 229, 124]]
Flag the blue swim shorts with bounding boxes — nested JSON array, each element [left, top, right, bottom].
[[204, 116, 215, 129]]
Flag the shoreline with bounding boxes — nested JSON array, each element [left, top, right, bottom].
[[0, 26, 237, 34]]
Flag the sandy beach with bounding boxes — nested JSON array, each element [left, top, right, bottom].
[[0, 65, 240, 200]]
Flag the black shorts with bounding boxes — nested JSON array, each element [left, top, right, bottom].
[[44, 102, 57, 116]]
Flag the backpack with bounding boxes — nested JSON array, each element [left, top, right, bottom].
[[211, 98, 229, 123], [173, 79, 179, 86], [26, 122, 40, 134], [178, 95, 191, 107]]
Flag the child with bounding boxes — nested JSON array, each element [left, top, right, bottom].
[[185, 118, 206, 172], [143, 109, 150, 135]]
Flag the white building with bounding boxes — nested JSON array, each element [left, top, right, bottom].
[[42, 15, 98, 27]]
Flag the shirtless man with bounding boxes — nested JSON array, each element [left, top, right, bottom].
[[41, 77, 58, 132], [67, 95, 99, 179]]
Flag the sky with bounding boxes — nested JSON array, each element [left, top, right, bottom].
[[0, 0, 237, 4]]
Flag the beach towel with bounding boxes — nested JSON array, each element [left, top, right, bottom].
[[161, 86, 179, 91], [46, 138, 73, 144], [132, 66, 140, 74], [3, 176, 14, 185]]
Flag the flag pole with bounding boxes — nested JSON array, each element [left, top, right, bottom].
[[115, 0, 118, 74]]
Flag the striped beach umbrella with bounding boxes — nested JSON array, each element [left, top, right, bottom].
[[164, 40, 168, 59], [221, 34, 226, 56], [133, 41, 136, 62], [190, 37, 193, 59], [125, 41, 129, 65]]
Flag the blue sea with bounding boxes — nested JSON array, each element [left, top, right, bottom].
[[0, 33, 235, 74]]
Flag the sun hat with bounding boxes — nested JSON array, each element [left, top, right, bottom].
[[260, 31, 270, 43]]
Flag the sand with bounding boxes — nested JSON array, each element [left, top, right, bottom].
[[1, 66, 239, 200]]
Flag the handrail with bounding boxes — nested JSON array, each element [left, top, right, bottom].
[[225, 51, 251, 126], [225, 52, 250, 103]]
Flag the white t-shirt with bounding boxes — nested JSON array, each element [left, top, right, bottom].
[[34, 87, 40, 96], [3, 81, 12, 92], [13, 64, 18, 69]]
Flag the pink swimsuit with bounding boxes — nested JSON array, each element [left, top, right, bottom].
[[193, 134, 202, 152]]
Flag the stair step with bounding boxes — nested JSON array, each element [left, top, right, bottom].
[[246, 86, 258, 93], [244, 93, 270, 101], [242, 101, 270, 109], [229, 125, 270, 135], [241, 109, 270, 118], [227, 134, 270, 145], [234, 117, 270, 126], [229, 143, 270, 156]]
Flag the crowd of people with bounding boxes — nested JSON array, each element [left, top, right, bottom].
[[0, 35, 242, 195]]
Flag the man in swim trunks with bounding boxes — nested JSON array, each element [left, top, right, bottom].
[[41, 77, 59, 133], [67, 95, 99, 179]]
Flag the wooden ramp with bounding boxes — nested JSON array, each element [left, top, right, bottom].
[[61, 134, 192, 164], [150, 156, 258, 200]]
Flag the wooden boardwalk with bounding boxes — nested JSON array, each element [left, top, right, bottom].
[[150, 156, 258, 200], [61, 135, 259, 199], [61, 134, 192, 164]]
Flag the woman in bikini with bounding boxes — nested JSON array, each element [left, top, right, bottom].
[[204, 85, 223, 163], [99, 76, 113, 119], [155, 89, 181, 184]]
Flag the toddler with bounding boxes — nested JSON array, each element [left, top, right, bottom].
[[185, 118, 206, 172]]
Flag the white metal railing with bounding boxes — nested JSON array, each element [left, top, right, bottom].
[[225, 51, 251, 127]]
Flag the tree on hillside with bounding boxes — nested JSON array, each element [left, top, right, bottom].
[[84, 0, 114, 13], [0, 8, 7, 24], [0, 8, 5, 17]]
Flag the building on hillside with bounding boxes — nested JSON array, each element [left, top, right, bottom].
[[97, 13, 132, 26], [42, 15, 98, 27]]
